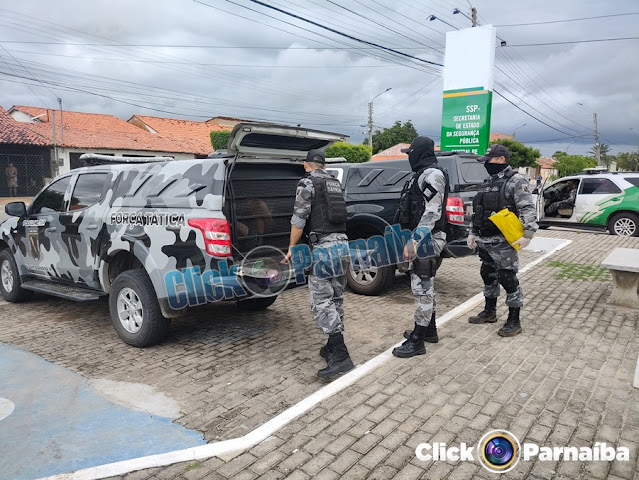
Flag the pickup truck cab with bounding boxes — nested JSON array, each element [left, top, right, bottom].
[[327, 151, 487, 295], [0, 123, 346, 347], [534, 169, 639, 236]]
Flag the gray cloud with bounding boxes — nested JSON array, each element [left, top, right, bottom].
[[0, 0, 637, 156]]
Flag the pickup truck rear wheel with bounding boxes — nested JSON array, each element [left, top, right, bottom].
[[109, 269, 171, 347], [237, 295, 277, 311], [346, 263, 395, 296], [0, 249, 33, 303]]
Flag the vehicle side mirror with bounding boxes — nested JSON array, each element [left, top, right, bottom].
[[5, 202, 26, 217], [532, 188, 539, 195]]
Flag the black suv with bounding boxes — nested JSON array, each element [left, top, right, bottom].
[[326, 152, 487, 295]]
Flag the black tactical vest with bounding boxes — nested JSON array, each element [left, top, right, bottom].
[[396, 166, 449, 232], [472, 169, 518, 237], [305, 173, 347, 235]]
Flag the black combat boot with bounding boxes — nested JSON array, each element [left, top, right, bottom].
[[393, 323, 427, 358], [498, 307, 522, 337], [468, 297, 498, 324], [318, 332, 355, 378], [404, 311, 438, 343]]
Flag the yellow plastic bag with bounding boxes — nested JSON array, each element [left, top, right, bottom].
[[489, 209, 525, 250]]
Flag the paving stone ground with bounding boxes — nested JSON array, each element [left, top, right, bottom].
[[2, 230, 638, 479]]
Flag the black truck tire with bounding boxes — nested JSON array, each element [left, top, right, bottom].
[[346, 263, 395, 296], [0, 249, 33, 303], [237, 295, 278, 311], [109, 269, 171, 347]]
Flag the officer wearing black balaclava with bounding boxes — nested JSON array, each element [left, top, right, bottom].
[[467, 144, 538, 336], [393, 136, 449, 358]]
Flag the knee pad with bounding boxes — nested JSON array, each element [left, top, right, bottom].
[[480, 264, 497, 285], [498, 269, 519, 293]]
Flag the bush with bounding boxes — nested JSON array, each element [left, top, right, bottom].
[[324, 142, 371, 163], [210, 131, 232, 151]]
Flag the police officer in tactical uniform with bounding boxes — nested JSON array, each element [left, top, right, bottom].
[[467, 144, 538, 336], [283, 149, 354, 378], [394, 136, 449, 358]]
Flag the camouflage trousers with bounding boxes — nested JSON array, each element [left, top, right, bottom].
[[308, 234, 349, 335], [410, 232, 445, 327], [477, 235, 524, 308], [411, 273, 436, 327]]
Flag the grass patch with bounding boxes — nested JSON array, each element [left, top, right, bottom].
[[547, 261, 611, 281], [186, 461, 203, 471]]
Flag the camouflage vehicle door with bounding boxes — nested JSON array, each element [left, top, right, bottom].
[[21, 175, 73, 280], [61, 171, 110, 287]]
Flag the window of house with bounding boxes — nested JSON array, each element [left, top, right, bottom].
[[69, 173, 109, 210], [580, 178, 622, 195], [30, 176, 71, 214]]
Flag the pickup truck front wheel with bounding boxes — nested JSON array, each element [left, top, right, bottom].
[[109, 269, 171, 347], [346, 263, 395, 296], [0, 249, 33, 303]]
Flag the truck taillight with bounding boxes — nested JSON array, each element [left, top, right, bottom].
[[446, 196, 465, 225], [188, 218, 232, 257]]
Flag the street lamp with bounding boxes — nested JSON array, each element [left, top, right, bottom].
[[368, 88, 392, 150], [429, 15, 458, 29], [512, 123, 526, 138]]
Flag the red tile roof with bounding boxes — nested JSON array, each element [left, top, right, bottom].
[[537, 157, 557, 169], [129, 115, 230, 154], [6, 106, 211, 155], [0, 107, 50, 146]]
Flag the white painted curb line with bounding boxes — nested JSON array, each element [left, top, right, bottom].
[[41, 238, 572, 480]]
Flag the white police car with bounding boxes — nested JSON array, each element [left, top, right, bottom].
[[535, 168, 639, 236]]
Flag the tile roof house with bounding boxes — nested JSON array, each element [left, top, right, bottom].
[[0, 107, 49, 146], [6, 106, 214, 174], [128, 115, 231, 155]]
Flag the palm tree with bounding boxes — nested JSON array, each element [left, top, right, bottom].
[[589, 143, 611, 167]]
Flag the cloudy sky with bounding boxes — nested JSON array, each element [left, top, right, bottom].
[[0, 0, 637, 156]]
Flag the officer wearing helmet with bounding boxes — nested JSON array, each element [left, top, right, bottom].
[[283, 149, 354, 379], [467, 144, 538, 336]]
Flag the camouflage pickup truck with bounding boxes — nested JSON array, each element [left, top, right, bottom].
[[0, 123, 346, 347]]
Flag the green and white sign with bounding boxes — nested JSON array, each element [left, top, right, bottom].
[[441, 87, 492, 155], [440, 26, 496, 155]]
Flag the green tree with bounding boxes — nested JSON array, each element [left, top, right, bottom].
[[588, 143, 612, 167], [616, 151, 639, 171], [210, 131, 232, 151], [488, 138, 540, 168], [552, 151, 568, 158], [367, 120, 418, 154], [554, 155, 597, 177], [324, 142, 371, 163]]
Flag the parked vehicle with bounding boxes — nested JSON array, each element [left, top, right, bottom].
[[0, 123, 346, 347], [534, 169, 639, 236], [327, 151, 487, 295]]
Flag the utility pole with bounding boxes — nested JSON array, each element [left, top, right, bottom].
[[367, 87, 392, 152], [467, 0, 477, 26], [367, 101, 374, 149], [52, 110, 58, 175], [58, 97, 64, 145], [593, 112, 601, 165]]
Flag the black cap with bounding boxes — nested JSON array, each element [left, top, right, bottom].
[[478, 144, 510, 161], [401, 136, 432, 153], [305, 149, 325, 164]]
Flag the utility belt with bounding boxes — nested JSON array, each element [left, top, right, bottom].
[[308, 232, 331, 246], [412, 255, 441, 279]]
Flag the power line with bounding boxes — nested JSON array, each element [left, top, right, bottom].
[[496, 12, 639, 27], [243, 0, 444, 68], [504, 37, 639, 47]]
